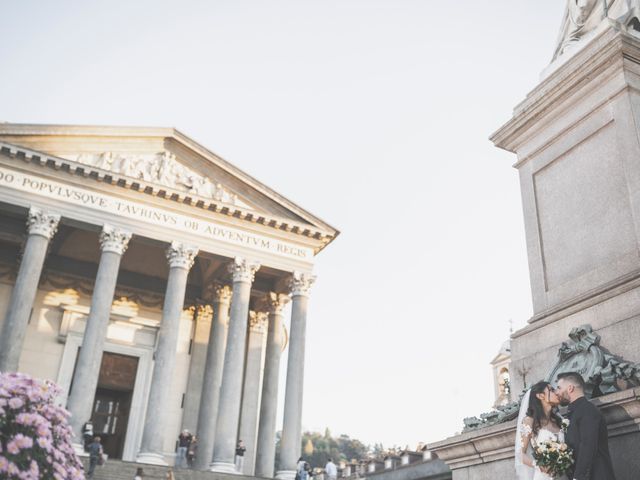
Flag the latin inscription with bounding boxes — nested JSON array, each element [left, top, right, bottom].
[[0, 168, 311, 260]]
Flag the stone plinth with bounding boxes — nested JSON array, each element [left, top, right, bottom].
[[428, 388, 640, 480], [491, 24, 640, 395]]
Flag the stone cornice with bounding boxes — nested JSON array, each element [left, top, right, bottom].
[[490, 25, 640, 155], [0, 140, 337, 253]]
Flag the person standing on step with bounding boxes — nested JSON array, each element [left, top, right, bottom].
[[87, 436, 103, 479], [325, 458, 338, 480], [134, 467, 144, 480], [187, 435, 198, 468], [176, 429, 192, 469], [235, 439, 246, 472]]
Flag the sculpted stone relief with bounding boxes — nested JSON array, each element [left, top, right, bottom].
[[462, 324, 640, 432], [554, 0, 640, 60], [74, 151, 241, 205]]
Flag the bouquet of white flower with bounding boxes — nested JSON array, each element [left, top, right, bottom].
[[533, 439, 574, 478]]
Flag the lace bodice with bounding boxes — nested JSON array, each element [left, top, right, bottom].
[[533, 427, 564, 445]]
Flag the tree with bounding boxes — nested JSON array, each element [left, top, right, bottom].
[[275, 429, 382, 470], [304, 438, 314, 456]]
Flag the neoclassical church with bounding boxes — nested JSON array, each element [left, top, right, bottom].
[[0, 123, 338, 477]]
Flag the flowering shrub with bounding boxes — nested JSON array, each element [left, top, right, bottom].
[[0, 372, 84, 479], [532, 439, 574, 477]]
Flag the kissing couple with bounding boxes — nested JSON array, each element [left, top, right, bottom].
[[514, 372, 616, 480]]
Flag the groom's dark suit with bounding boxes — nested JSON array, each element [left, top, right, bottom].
[[565, 396, 616, 480]]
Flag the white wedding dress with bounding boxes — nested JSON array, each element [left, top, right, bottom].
[[515, 390, 568, 480]]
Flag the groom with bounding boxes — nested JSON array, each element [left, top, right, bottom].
[[555, 372, 616, 480]]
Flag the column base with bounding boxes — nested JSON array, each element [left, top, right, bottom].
[[210, 461, 239, 474], [275, 469, 297, 480], [136, 451, 168, 466]]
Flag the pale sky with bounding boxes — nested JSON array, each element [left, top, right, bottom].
[[1, 1, 566, 449]]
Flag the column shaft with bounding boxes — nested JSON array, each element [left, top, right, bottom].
[[137, 242, 198, 465], [67, 225, 131, 444], [237, 311, 268, 475], [0, 208, 59, 372], [194, 285, 232, 471], [210, 257, 260, 473], [276, 273, 315, 480], [255, 293, 288, 478]]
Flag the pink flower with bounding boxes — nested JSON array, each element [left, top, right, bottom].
[[14, 433, 34, 449], [7, 461, 20, 475], [37, 436, 53, 451], [6, 440, 19, 455], [1, 372, 84, 479], [30, 460, 39, 477], [8, 397, 24, 409]]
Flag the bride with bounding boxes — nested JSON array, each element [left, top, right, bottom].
[[515, 381, 567, 480]]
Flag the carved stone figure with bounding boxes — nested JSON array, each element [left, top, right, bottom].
[[462, 325, 640, 432], [553, 0, 640, 60], [546, 324, 640, 397], [73, 151, 242, 205]]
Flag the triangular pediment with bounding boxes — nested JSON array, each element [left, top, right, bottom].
[[62, 150, 255, 210], [0, 124, 339, 245]]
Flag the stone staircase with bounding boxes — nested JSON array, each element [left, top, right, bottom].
[[81, 459, 265, 480]]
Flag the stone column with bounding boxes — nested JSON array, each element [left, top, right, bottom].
[[181, 304, 214, 433], [67, 225, 131, 446], [0, 207, 60, 372], [194, 284, 232, 471], [210, 257, 260, 473], [237, 311, 268, 475], [255, 293, 290, 478], [276, 272, 315, 480], [137, 242, 198, 465]]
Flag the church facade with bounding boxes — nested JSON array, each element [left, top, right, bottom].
[[0, 123, 338, 477]]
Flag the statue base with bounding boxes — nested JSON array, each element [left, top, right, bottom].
[[491, 22, 640, 396]]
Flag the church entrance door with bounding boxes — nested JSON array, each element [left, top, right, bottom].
[[91, 352, 139, 459]]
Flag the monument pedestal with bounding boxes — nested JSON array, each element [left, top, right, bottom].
[[491, 23, 640, 396], [428, 21, 640, 480]]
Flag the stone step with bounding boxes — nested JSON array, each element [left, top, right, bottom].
[[82, 458, 265, 480]]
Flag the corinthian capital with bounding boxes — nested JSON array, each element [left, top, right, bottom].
[[99, 225, 132, 255], [204, 283, 233, 305], [249, 311, 268, 333], [166, 242, 199, 270], [288, 271, 316, 297], [229, 257, 260, 283], [27, 207, 60, 240], [264, 292, 290, 314]]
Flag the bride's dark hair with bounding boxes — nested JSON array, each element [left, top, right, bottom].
[[526, 381, 562, 435]]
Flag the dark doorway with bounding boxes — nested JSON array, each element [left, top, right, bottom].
[[90, 352, 139, 459]]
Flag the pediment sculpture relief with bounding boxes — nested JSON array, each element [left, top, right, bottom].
[[74, 151, 243, 206], [554, 0, 640, 61]]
